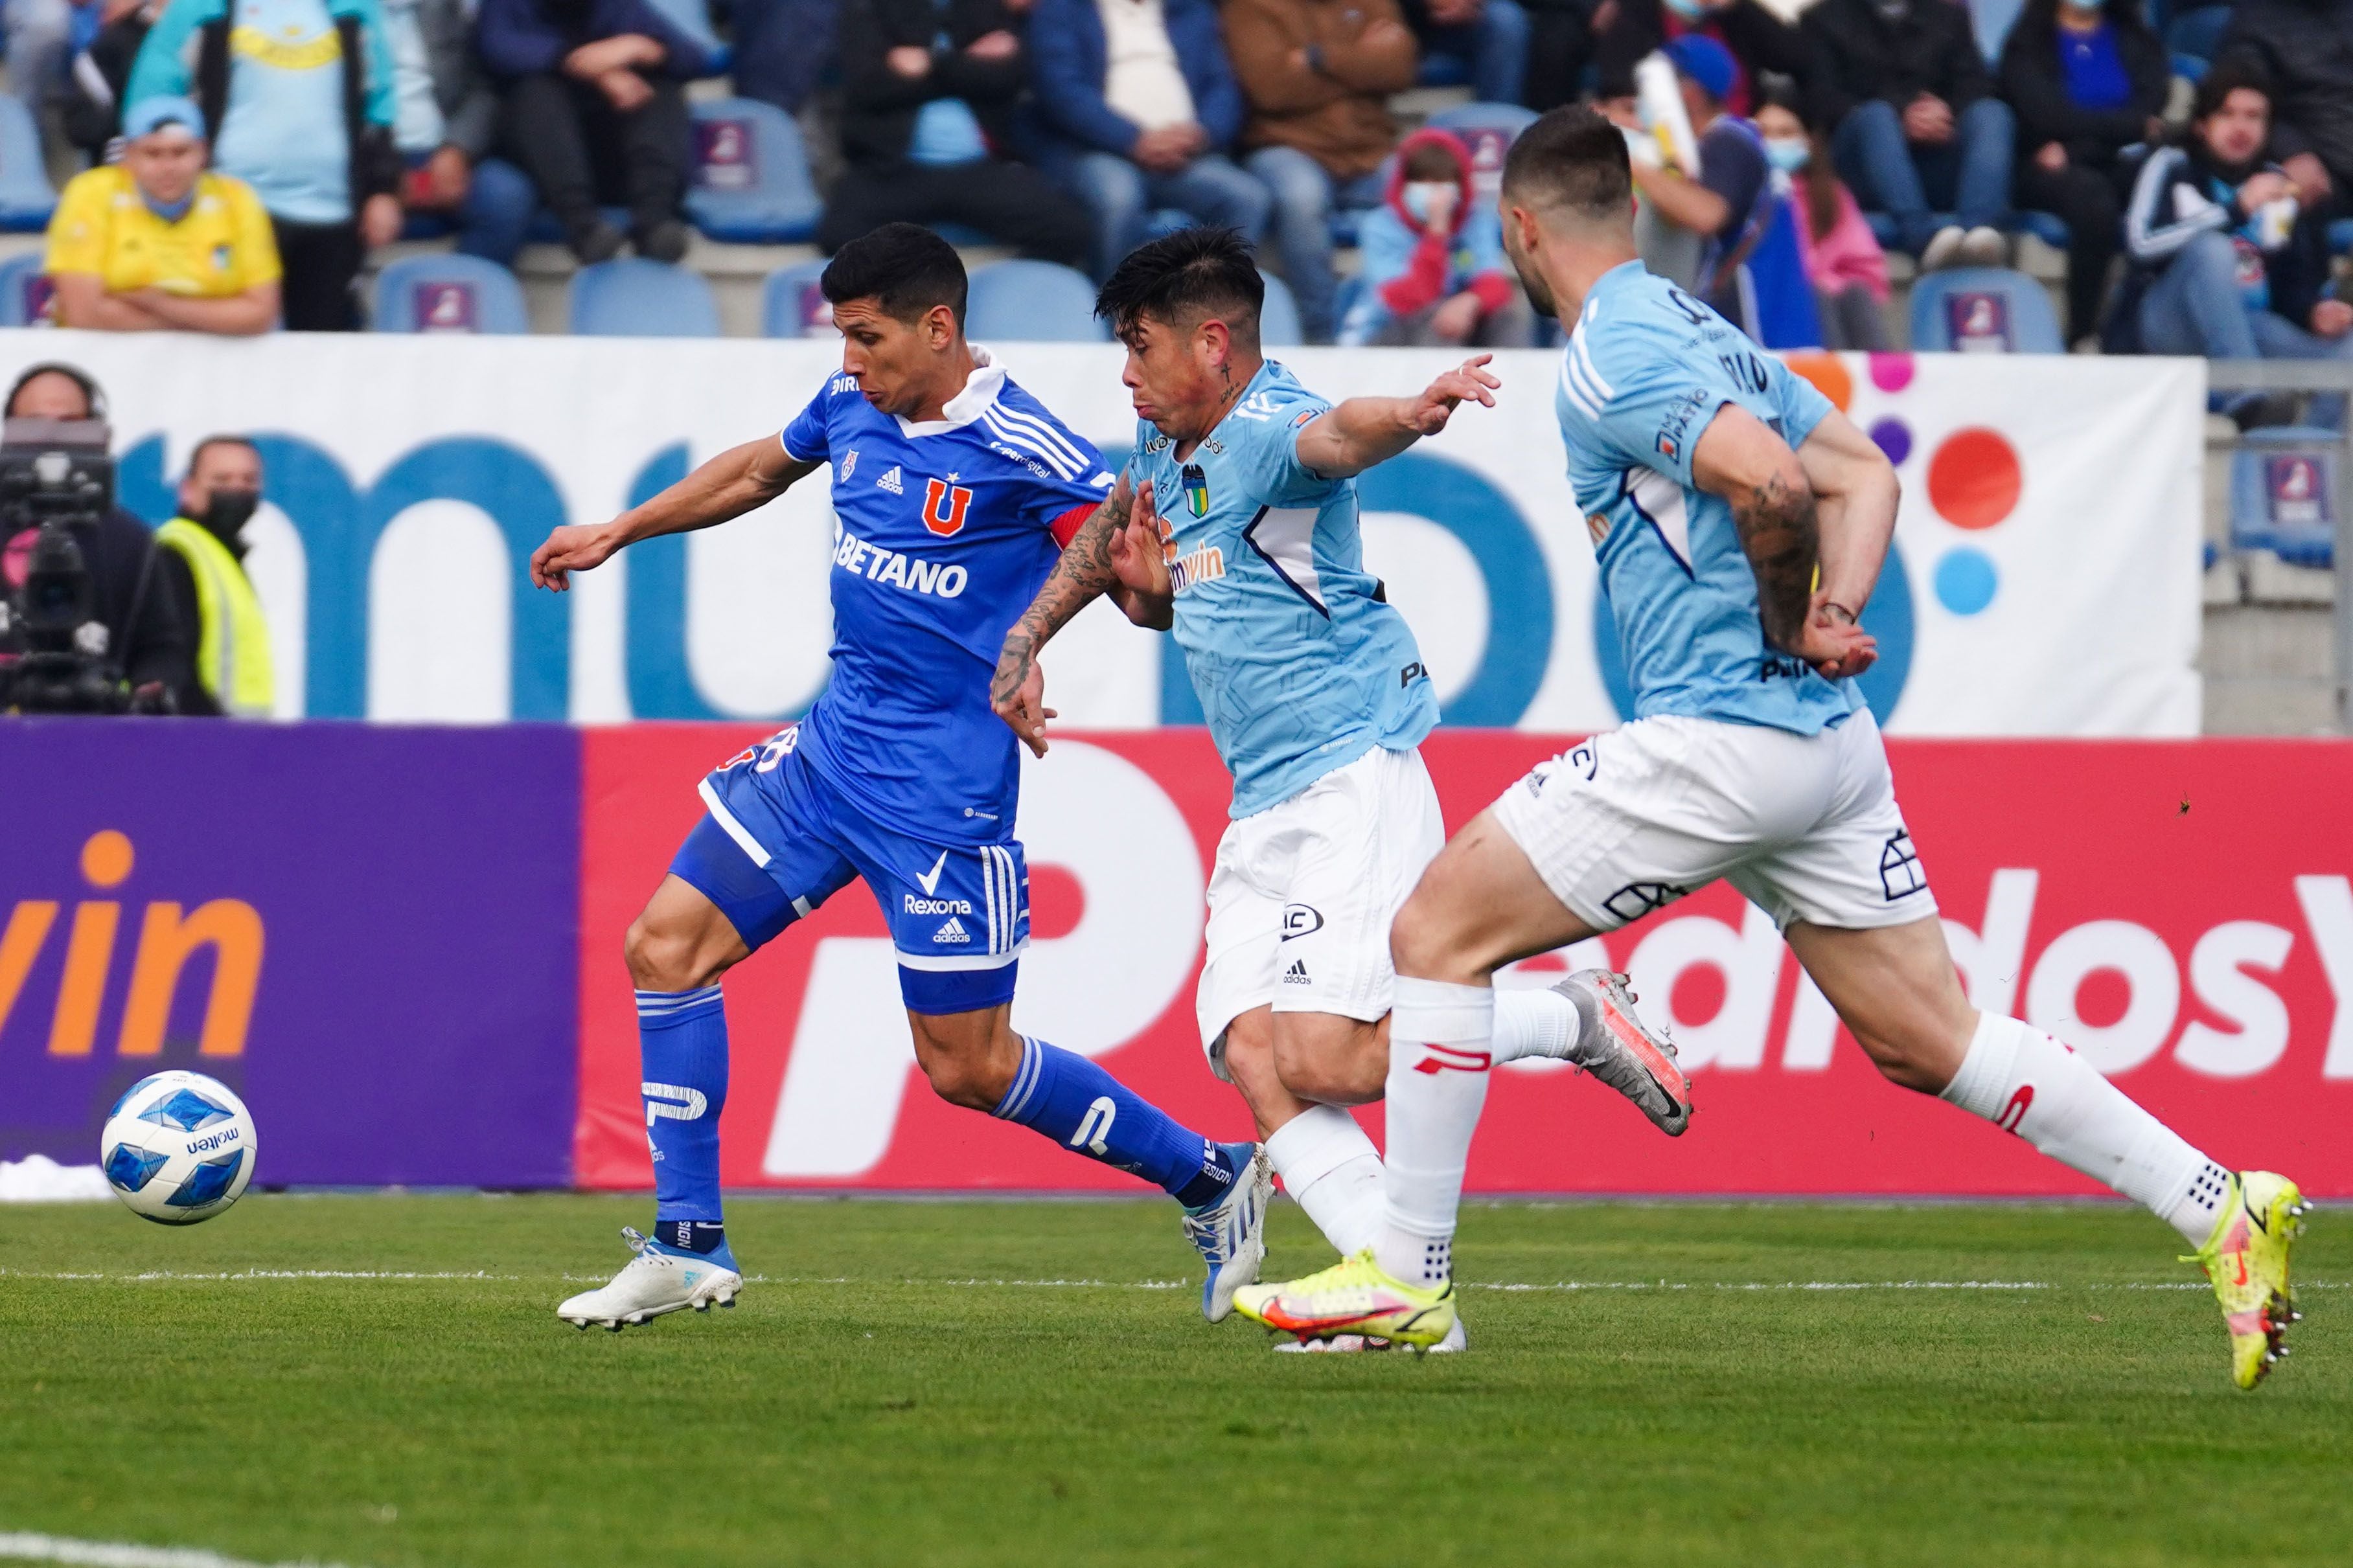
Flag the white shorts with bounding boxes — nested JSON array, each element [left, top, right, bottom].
[[1490, 709, 1938, 933], [1197, 745, 1445, 1080]]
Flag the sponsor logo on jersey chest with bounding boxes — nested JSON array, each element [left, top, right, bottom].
[[1168, 543, 1225, 594]]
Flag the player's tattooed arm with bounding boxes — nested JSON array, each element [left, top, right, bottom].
[[991, 473, 1136, 756], [530, 437, 818, 591], [1693, 402, 1877, 679], [1728, 468, 1820, 653]]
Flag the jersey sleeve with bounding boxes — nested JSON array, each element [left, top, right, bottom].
[[778, 381, 833, 464], [1559, 324, 1732, 492], [1017, 447, 1116, 547], [1225, 383, 1338, 506], [43, 173, 109, 277]]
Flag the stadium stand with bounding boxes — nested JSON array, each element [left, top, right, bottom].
[[1259, 269, 1305, 347], [567, 258, 722, 337], [761, 258, 835, 338], [0, 251, 48, 325], [684, 98, 823, 245], [0, 97, 58, 233], [372, 254, 533, 335], [1909, 266, 2065, 352], [966, 259, 1110, 343]]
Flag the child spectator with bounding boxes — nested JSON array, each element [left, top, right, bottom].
[[1340, 126, 1532, 345], [1999, 0, 2168, 348], [1757, 91, 1891, 350]]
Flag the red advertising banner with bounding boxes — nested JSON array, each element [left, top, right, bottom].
[[578, 729, 2353, 1197]]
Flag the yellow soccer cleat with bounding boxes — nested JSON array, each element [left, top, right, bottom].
[[2181, 1171, 2310, 1391], [1231, 1249, 1456, 1350]]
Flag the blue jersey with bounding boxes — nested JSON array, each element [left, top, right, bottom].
[[1130, 360, 1438, 817], [778, 360, 1115, 841], [1559, 260, 1856, 734]]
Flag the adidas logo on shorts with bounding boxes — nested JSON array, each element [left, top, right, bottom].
[[1283, 959, 1310, 985], [876, 464, 905, 494], [934, 916, 971, 944]]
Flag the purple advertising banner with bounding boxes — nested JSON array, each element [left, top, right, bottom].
[[1, 720, 580, 1187]]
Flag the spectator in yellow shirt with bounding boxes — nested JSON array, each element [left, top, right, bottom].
[[44, 97, 282, 335]]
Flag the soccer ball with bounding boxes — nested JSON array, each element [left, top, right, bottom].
[[99, 1071, 256, 1225]]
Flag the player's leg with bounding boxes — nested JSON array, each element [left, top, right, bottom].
[[1761, 711, 2306, 1387]]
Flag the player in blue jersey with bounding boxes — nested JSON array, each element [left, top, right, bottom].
[[526, 225, 1270, 1331], [1237, 110, 2306, 1385], [991, 229, 1692, 1352]]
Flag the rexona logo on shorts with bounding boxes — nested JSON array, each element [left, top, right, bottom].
[[904, 894, 975, 916]]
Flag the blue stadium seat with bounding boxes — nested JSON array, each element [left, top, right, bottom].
[[1259, 270, 1303, 347], [2231, 426, 2337, 569], [643, 0, 729, 74], [0, 251, 51, 325], [1908, 267, 2063, 352], [0, 98, 58, 233], [2166, 6, 2231, 69], [1969, 0, 2026, 63], [1427, 102, 1539, 203], [371, 253, 529, 334], [965, 258, 1107, 342], [567, 258, 720, 337], [684, 97, 821, 244], [2015, 210, 2071, 248], [761, 258, 834, 337]]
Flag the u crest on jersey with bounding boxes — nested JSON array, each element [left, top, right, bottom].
[[923, 477, 974, 537]]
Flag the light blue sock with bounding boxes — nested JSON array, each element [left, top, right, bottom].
[[992, 1035, 1240, 1208], [637, 985, 735, 1267]]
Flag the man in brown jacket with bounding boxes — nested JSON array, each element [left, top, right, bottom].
[[1229, 0, 1417, 339]]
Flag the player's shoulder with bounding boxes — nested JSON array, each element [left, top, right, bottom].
[[974, 376, 1108, 484], [1229, 361, 1331, 427]]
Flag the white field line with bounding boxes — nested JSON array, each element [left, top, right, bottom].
[[0, 1532, 359, 1568], [3, 1269, 2346, 1293]]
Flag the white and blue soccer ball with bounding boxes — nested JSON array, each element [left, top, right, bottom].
[[99, 1071, 256, 1225]]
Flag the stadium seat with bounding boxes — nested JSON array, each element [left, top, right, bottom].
[[1427, 103, 1539, 203], [567, 258, 720, 337], [643, 0, 729, 74], [965, 259, 1108, 342], [1259, 270, 1303, 347], [684, 97, 821, 244], [2166, 6, 2231, 69], [0, 251, 51, 325], [371, 253, 529, 334], [2230, 426, 2338, 569], [0, 98, 58, 232], [1907, 267, 2063, 352], [761, 258, 835, 337], [2015, 211, 2072, 249]]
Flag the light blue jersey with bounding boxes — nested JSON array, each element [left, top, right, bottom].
[[1560, 260, 1857, 734], [1132, 360, 1438, 818]]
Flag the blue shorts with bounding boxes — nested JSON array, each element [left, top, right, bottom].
[[667, 725, 1029, 1015]]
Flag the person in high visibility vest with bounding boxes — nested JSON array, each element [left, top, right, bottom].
[[154, 435, 273, 717]]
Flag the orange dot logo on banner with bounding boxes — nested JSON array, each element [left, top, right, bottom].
[[1926, 427, 2021, 529], [1782, 352, 1852, 411]]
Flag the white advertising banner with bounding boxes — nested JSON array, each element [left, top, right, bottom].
[[0, 330, 2204, 733]]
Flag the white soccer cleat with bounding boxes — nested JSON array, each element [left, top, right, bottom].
[[557, 1227, 742, 1331], [1557, 969, 1692, 1137], [1272, 1315, 1469, 1354], [1186, 1141, 1272, 1323]]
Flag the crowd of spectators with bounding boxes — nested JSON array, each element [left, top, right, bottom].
[[0, 0, 2350, 360]]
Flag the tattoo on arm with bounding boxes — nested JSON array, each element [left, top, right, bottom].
[[1730, 469, 1820, 654], [991, 483, 1134, 707]]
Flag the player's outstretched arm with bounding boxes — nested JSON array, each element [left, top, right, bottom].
[[1293, 355, 1500, 479], [1692, 402, 1876, 679], [992, 473, 1165, 757], [529, 436, 820, 591]]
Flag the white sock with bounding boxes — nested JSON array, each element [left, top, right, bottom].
[[1375, 977, 1495, 1286], [1489, 986, 1590, 1063], [1263, 1103, 1386, 1256], [1941, 1012, 2232, 1245]]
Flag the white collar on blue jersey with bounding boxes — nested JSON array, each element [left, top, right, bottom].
[[896, 345, 1009, 438]]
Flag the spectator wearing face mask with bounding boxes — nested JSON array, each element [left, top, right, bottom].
[[154, 435, 273, 718], [1339, 126, 1532, 344], [1999, 0, 2168, 347], [1757, 89, 1890, 350]]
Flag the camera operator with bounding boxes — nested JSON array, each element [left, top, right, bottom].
[[155, 435, 273, 717], [0, 363, 194, 714]]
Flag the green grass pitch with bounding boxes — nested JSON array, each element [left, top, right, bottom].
[[3, 1194, 2348, 1567]]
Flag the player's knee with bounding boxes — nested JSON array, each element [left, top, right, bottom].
[[1272, 1017, 1384, 1105], [908, 1016, 1019, 1111], [916, 1047, 1011, 1112], [1852, 1028, 1950, 1095], [1389, 891, 1464, 983], [624, 909, 724, 992]]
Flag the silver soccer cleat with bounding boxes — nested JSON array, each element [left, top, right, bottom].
[[1557, 969, 1693, 1136]]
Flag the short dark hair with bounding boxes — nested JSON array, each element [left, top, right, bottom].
[[821, 223, 969, 325], [2194, 52, 2273, 126], [1500, 105, 1633, 222], [1402, 141, 1458, 182], [1095, 227, 1264, 346], [186, 435, 258, 477]]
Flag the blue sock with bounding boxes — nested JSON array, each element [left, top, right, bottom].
[[637, 985, 736, 1267], [992, 1036, 1241, 1208]]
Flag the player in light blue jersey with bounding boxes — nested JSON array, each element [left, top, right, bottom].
[[526, 225, 1272, 1332], [993, 230, 1692, 1350], [1241, 110, 2304, 1387]]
